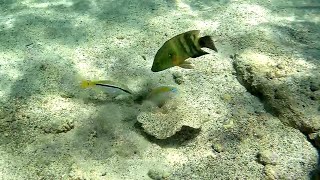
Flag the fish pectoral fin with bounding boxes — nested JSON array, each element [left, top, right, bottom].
[[179, 61, 194, 69]]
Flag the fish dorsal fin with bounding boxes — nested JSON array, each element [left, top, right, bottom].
[[188, 30, 200, 36], [198, 36, 218, 52]]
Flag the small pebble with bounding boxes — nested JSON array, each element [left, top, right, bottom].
[[310, 83, 319, 92], [223, 120, 234, 129], [221, 94, 232, 102], [309, 132, 318, 140], [264, 165, 279, 179], [116, 36, 125, 40], [257, 150, 278, 165], [147, 168, 170, 180], [211, 143, 224, 153], [0, 108, 11, 119], [309, 132, 320, 148], [276, 64, 284, 69], [172, 72, 184, 84]]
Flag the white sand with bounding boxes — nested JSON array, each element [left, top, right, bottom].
[[0, 0, 319, 179]]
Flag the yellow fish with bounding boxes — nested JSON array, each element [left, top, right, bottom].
[[81, 80, 132, 94], [147, 86, 178, 107], [151, 30, 218, 72]]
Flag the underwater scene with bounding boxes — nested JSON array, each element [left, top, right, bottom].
[[0, 0, 320, 179]]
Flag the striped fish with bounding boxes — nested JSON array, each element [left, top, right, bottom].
[[81, 80, 132, 94], [151, 30, 218, 72]]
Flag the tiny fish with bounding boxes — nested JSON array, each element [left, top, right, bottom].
[[151, 30, 218, 72], [147, 86, 178, 107], [81, 80, 132, 94]]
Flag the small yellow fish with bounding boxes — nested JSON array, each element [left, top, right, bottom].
[[151, 30, 218, 72], [147, 86, 178, 107], [81, 80, 132, 94]]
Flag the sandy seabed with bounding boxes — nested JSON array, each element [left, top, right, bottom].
[[0, 0, 319, 179]]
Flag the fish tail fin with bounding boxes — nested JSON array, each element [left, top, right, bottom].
[[80, 80, 95, 88], [199, 36, 218, 52]]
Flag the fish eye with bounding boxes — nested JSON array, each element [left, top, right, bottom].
[[168, 53, 172, 57]]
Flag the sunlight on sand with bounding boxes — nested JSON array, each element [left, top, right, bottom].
[[0, 15, 15, 30], [21, 0, 73, 8]]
